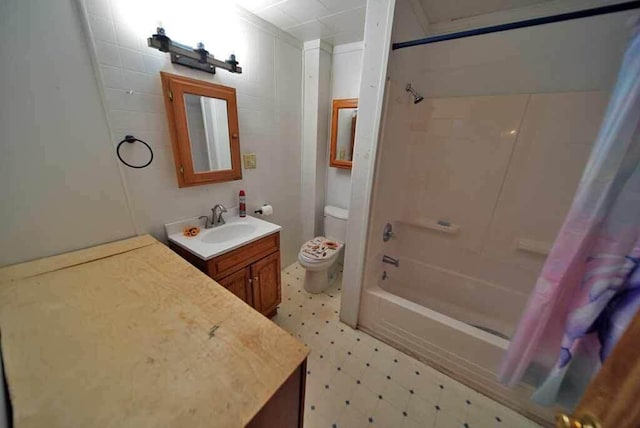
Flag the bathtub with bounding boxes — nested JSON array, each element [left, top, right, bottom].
[[358, 255, 556, 425]]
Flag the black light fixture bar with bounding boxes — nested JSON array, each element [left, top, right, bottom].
[[148, 27, 242, 74], [392, 1, 640, 50]]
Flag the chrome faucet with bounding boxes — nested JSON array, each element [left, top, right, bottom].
[[198, 215, 213, 229], [199, 204, 227, 229], [382, 255, 399, 267], [212, 204, 227, 227]]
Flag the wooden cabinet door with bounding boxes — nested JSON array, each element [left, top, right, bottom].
[[217, 267, 252, 306], [250, 252, 281, 316]]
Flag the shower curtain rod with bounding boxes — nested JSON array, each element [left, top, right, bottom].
[[391, 1, 640, 50]]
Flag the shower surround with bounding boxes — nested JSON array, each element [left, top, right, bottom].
[[357, 81, 609, 422]]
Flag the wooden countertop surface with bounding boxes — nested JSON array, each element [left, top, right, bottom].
[[0, 235, 308, 427]]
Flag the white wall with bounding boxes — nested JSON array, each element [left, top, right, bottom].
[[388, 0, 637, 97], [80, 0, 304, 266], [325, 42, 363, 211], [0, 0, 304, 268], [0, 0, 136, 266]]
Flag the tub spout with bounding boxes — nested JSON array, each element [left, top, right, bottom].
[[382, 255, 399, 267]]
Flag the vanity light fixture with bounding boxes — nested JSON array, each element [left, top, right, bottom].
[[148, 27, 242, 75]]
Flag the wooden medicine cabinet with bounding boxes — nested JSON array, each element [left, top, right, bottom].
[[161, 72, 242, 187], [330, 98, 358, 170]]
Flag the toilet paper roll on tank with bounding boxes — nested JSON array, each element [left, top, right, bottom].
[[254, 205, 273, 216]]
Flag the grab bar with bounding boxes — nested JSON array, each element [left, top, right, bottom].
[[382, 255, 399, 267], [515, 238, 552, 256], [398, 218, 460, 235]]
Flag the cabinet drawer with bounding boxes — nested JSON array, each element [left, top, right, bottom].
[[209, 233, 279, 280]]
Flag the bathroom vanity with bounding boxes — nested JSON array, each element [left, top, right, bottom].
[[166, 215, 283, 317], [0, 235, 307, 427]]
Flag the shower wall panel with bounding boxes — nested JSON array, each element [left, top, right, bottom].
[[364, 88, 609, 336]]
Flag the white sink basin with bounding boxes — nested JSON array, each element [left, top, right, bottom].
[[165, 214, 281, 261], [200, 222, 257, 244]]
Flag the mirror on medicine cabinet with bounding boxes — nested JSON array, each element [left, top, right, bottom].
[[330, 98, 358, 170], [160, 72, 242, 187]]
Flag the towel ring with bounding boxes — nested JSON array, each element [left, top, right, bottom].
[[116, 135, 153, 169]]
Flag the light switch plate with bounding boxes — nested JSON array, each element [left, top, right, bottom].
[[243, 153, 257, 169]]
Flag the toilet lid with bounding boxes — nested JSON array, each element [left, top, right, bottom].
[[300, 237, 342, 261]]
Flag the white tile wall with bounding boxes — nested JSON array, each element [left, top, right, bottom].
[[80, 0, 305, 267]]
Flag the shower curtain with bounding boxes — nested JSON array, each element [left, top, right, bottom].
[[499, 27, 640, 407]]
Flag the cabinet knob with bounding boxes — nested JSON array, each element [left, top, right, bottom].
[[248, 278, 253, 284], [556, 413, 601, 428]]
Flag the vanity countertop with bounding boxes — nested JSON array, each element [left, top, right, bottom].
[[0, 235, 307, 428], [165, 214, 282, 261]]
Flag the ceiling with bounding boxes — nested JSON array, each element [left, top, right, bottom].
[[237, 0, 367, 46], [419, 0, 552, 23], [239, 0, 619, 45]]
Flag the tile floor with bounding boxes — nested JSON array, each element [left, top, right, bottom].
[[272, 263, 542, 428]]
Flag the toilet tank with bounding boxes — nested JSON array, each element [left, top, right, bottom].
[[324, 206, 349, 243]]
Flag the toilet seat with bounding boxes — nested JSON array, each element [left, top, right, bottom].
[[299, 237, 343, 263], [297, 236, 344, 293]]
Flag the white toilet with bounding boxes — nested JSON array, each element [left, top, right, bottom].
[[298, 205, 348, 294]]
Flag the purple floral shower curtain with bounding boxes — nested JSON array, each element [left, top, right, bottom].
[[499, 27, 640, 407]]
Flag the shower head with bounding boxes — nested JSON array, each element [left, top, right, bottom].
[[405, 83, 424, 104]]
